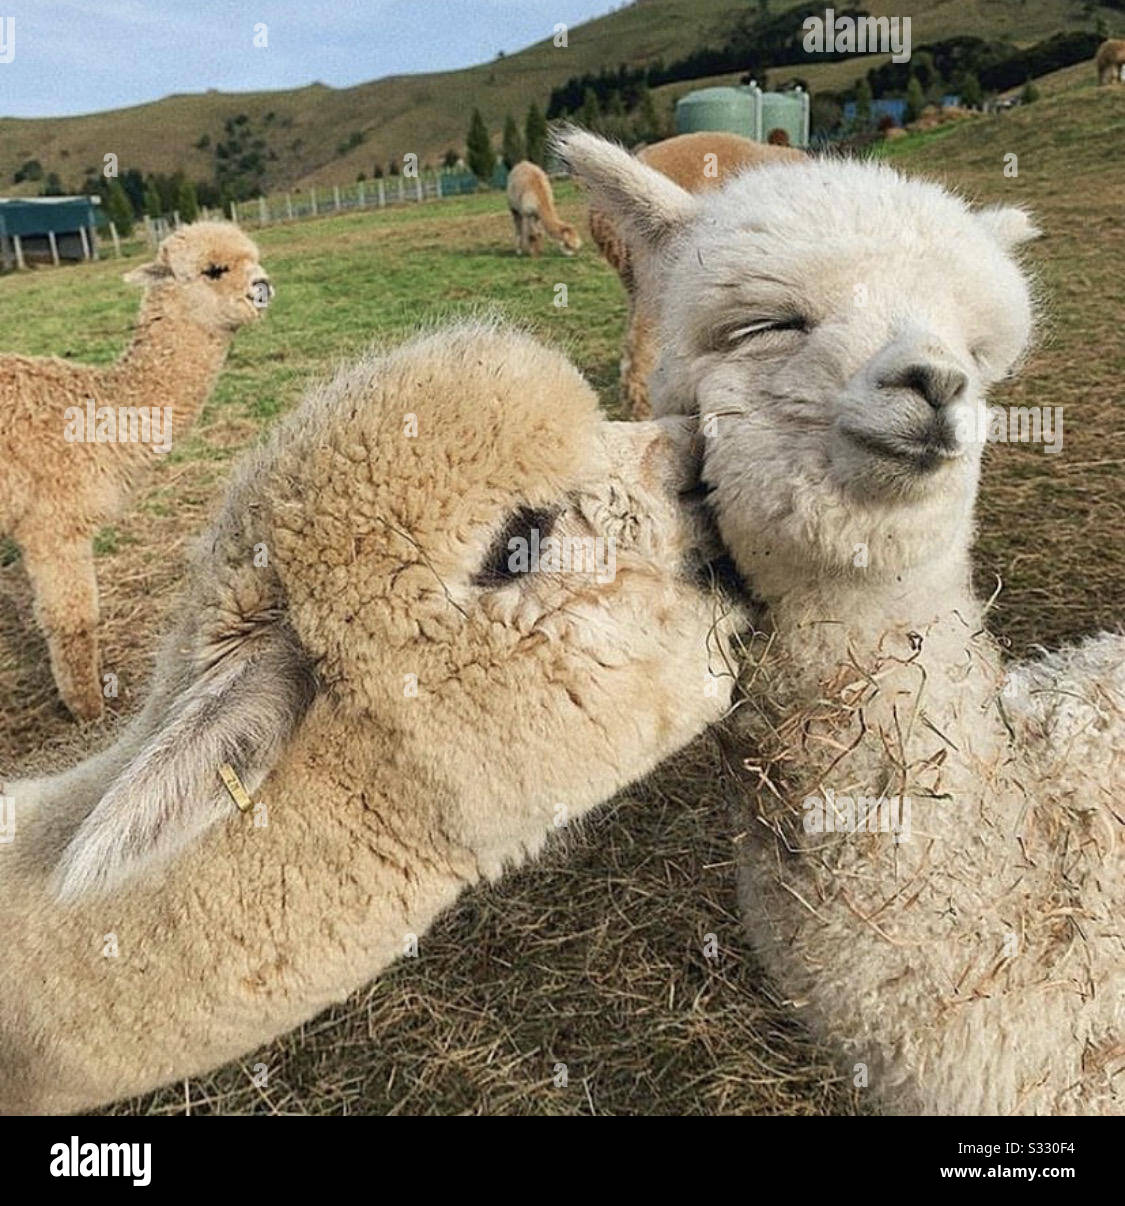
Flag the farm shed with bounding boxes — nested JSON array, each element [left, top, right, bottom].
[[675, 84, 810, 148], [0, 195, 101, 269]]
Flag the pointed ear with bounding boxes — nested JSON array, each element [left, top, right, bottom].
[[551, 125, 699, 253], [123, 259, 172, 287], [53, 625, 317, 903], [976, 204, 1041, 250]]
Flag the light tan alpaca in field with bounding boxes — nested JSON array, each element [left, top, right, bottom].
[[561, 128, 1125, 1115], [586, 131, 804, 420], [506, 160, 582, 256], [0, 322, 741, 1114], [0, 222, 271, 723], [1096, 38, 1125, 84]]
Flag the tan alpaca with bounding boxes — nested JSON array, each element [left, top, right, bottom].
[[560, 128, 1125, 1115], [0, 222, 271, 723], [586, 131, 804, 420], [0, 322, 740, 1114], [1096, 38, 1125, 84], [506, 161, 582, 256]]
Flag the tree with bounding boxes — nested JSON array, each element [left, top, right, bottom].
[[143, 183, 162, 218], [905, 75, 926, 124], [633, 85, 662, 142], [501, 113, 524, 168], [13, 158, 43, 183], [442, 148, 460, 169], [466, 108, 495, 181], [120, 168, 146, 217], [1021, 79, 1040, 104], [103, 180, 135, 236], [579, 87, 601, 131], [41, 172, 65, 196], [854, 77, 873, 128], [525, 103, 548, 166], [176, 177, 199, 222], [959, 71, 982, 109]]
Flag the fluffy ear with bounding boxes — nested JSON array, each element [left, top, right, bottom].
[[976, 204, 1041, 250], [53, 625, 317, 903], [551, 125, 699, 253], [122, 259, 172, 287]]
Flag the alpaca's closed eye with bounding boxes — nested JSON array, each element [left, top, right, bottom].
[[203, 263, 230, 280], [472, 506, 560, 587], [725, 316, 809, 345]]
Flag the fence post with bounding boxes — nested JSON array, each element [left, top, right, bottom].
[[378, 180, 386, 207], [333, 185, 341, 211], [415, 174, 423, 202], [172, 209, 181, 229], [230, 201, 239, 224], [13, 233, 25, 269], [108, 221, 121, 257], [259, 196, 268, 226], [311, 187, 318, 216], [436, 172, 443, 199], [358, 180, 366, 207]]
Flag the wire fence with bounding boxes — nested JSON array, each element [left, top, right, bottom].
[[138, 170, 483, 247]]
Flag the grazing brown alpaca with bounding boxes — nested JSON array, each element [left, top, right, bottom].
[[0, 222, 271, 721], [1096, 38, 1125, 84], [586, 131, 804, 419], [506, 161, 582, 256]]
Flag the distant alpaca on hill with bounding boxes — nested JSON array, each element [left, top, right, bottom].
[[586, 131, 804, 419], [0, 322, 741, 1114], [1096, 38, 1125, 84], [0, 221, 271, 722], [506, 161, 582, 256]]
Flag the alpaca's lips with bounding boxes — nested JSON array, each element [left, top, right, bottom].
[[841, 417, 965, 471]]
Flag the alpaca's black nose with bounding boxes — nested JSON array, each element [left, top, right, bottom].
[[884, 363, 968, 410]]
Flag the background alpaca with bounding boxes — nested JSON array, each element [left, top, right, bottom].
[[559, 130, 1125, 1115], [0, 322, 740, 1114], [0, 221, 271, 722], [1096, 38, 1125, 83], [586, 131, 804, 420], [506, 160, 582, 256]]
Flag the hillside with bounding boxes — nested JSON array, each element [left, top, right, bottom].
[[1, 0, 1122, 197]]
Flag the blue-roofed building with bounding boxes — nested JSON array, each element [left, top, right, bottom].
[[0, 195, 102, 269]]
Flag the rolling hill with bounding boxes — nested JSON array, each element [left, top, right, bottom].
[[0, 0, 1122, 197]]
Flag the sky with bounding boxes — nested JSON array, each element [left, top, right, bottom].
[[0, 0, 619, 118]]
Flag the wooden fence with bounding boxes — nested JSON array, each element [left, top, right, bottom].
[[134, 170, 482, 249]]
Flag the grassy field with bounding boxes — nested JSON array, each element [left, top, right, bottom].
[[3, 0, 1122, 195], [0, 76, 1122, 1115]]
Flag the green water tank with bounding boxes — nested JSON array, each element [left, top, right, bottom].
[[674, 84, 810, 148], [759, 90, 807, 147], [674, 87, 756, 137]]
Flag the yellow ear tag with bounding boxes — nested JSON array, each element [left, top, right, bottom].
[[218, 763, 254, 814]]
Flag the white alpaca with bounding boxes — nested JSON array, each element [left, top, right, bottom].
[[0, 322, 739, 1114], [558, 128, 1125, 1115]]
